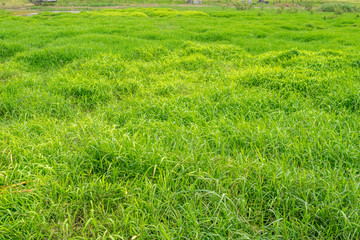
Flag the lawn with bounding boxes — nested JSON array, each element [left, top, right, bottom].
[[1, 6, 360, 239]]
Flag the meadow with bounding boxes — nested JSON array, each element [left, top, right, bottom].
[[1, 5, 360, 239], [2, 0, 360, 8]]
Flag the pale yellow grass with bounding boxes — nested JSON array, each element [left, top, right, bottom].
[[0, 0, 29, 7]]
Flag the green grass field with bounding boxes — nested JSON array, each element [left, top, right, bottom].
[[1, 6, 360, 239], [2, 0, 360, 8]]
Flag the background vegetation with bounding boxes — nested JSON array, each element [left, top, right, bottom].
[[1, 5, 360, 239], [2, 0, 360, 8]]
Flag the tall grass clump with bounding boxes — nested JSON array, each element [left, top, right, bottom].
[[0, 42, 24, 60]]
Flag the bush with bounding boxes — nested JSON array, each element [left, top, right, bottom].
[[277, 6, 285, 14], [289, 6, 299, 14], [303, 1, 313, 11], [233, 1, 252, 10], [320, 3, 358, 13]]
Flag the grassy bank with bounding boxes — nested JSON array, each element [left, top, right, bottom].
[[1, 7, 360, 239]]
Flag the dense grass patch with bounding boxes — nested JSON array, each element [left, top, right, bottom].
[[89, 8, 210, 17], [1, 7, 360, 239], [319, 2, 359, 12]]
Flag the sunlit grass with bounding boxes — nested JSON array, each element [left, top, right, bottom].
[[0, 0, 28, 6], [1, 7, 360, 239]]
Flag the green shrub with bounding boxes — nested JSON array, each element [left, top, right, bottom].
[[233, 1, 251, 11], [277, 6, 285, 14], [289, 6, 299, 14], [320, 3, 358, 13], [303, 1, 313, 11]]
